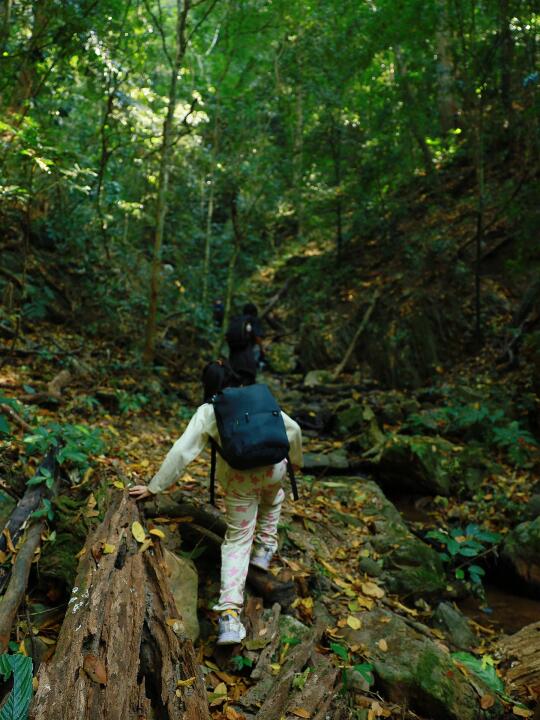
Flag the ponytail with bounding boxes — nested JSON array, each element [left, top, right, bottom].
[[201, 359, 235, 403]]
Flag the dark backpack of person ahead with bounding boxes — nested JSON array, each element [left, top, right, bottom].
[[209, 384, 298, 505], [225, 315, 251, 350]]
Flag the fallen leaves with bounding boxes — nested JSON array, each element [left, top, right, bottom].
[[131, 521, 146, 543], [290, 708, 311, 718], [361, 581, 385, 599], [347, 616, 362, 630]]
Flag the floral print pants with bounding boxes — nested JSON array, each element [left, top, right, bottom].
[[213, 460, 287, 612]]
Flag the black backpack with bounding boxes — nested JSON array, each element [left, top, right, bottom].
[[226, 315, 251, 350], [209, 384, 298, 504]]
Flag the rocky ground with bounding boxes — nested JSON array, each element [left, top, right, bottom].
[[0, 325, 539, 719]]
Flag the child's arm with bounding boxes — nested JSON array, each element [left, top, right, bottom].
[[281, 411, 303, 469], [130, 405, 211, 499]]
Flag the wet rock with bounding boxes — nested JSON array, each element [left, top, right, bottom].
[[354, 479, 446, 597], [502, 517, 540, 591], [359, 557, 384, 578], [163, 548, 199, 642], [370, 434, 494, 496], [433, 602, 476, 650], [303, 448, 350, 471], [342, 607, 500, 720], [278, 614, 310, 644], [303, 370, 333, 387]]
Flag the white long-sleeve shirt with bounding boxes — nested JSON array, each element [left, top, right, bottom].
[[148, 402, 303, 494]]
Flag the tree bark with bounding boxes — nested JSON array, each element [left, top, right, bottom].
[[143, 0, 191, 364], [436, 0, 456, 132], [30, 491, 209, 719], [0, 521, 45, 653]]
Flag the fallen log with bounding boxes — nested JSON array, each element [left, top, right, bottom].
[[18, 369, 73, 405], [0, 452, 60, 651], [0, 402, 32, 432], [30, 491, 209, 720], [332, 288, 381, 380], [0, 450, 57, 556], [498, 621, 540, 698], [145, 498, 297, 608], [0, 521, 44, 653]]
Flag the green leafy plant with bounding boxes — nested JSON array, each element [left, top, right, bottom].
[[425, 524, 501, 592], [0, 653, 34, 720], [26, 466, 54, 490], [115, 390, 149, 415], [24, 423, 104, 472], [230, 655, 253, 671]]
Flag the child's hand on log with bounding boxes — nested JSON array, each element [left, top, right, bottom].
[[129, 485, 153, 501]]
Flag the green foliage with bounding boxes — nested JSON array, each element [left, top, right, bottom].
[[451, 652, 503, 694], [0, 653, 34, 720], [405, 402, 538, 467], [425, 524, 501, 592], [115, 391, 149, 415], [24, 423, 104, 472], [330, 642, 349, 662], [230, 654, 253, 672]]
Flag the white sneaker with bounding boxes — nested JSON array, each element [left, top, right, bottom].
[[250, 547, 274, 572], [217, 611, 246, 645]]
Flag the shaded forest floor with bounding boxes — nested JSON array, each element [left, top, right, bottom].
[[1, 316, 539, 719]]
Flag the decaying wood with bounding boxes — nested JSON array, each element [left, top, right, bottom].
[[30, 491, 209, 720], [260, 279, 292, 319], [0, 520, 45, 653], [145, 498, 297, 608], [237, 618, 328, 720], [19, 369, 73, 405], [0, 402, 33, 432], [332, 288, 381, 380], [498, 621, 540, 696]]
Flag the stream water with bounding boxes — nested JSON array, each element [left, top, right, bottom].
[[392, 492, 540, 635]]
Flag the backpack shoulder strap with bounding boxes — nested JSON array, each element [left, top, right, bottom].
[[286, 455, 299, 501], [210, 439, 217, 506]]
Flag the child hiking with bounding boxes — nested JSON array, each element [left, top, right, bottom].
[[129, 360, 302, 645]]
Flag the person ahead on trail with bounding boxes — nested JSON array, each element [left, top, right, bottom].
[[225, 302, 265, 384], [129, 360, 303, 646]]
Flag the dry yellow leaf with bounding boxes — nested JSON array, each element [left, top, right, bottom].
[[291, 709, 311, 719], [377, 639, 388, 652], [103, 544, 115, 554], [512, 707, 533, 718], [347, 616, 362, 630], [149, 528, 165, 539], [112, 480, 124, 489], [131, 521, 146, 543], [177, 676, 196, 687], [270, 663, 281, 674], [139, 538, 153, 553], [361, 581, 385, 599], [214, 682, 227, 695]]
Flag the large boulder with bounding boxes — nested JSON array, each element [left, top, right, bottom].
[[347, 479, 447, 598], [343, 608, 501, 720], [369, 434, 494, 496], [433, 602, 476, 650], [501, 517, 540, 591]]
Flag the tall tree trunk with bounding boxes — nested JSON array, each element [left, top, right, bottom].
[[217, 192, 242, 353], [330, 119, 343, 260], [143, 0, 191, 364], [499, 0, 514, 130], [395, 48, 435, 180], [436, 0, 456, 132], [9, 0, 50, 111], [293, 83, 304, 241], [202, 111, 220, 306], [473, 89, 485, 348], [0, 0, 12, 53]]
